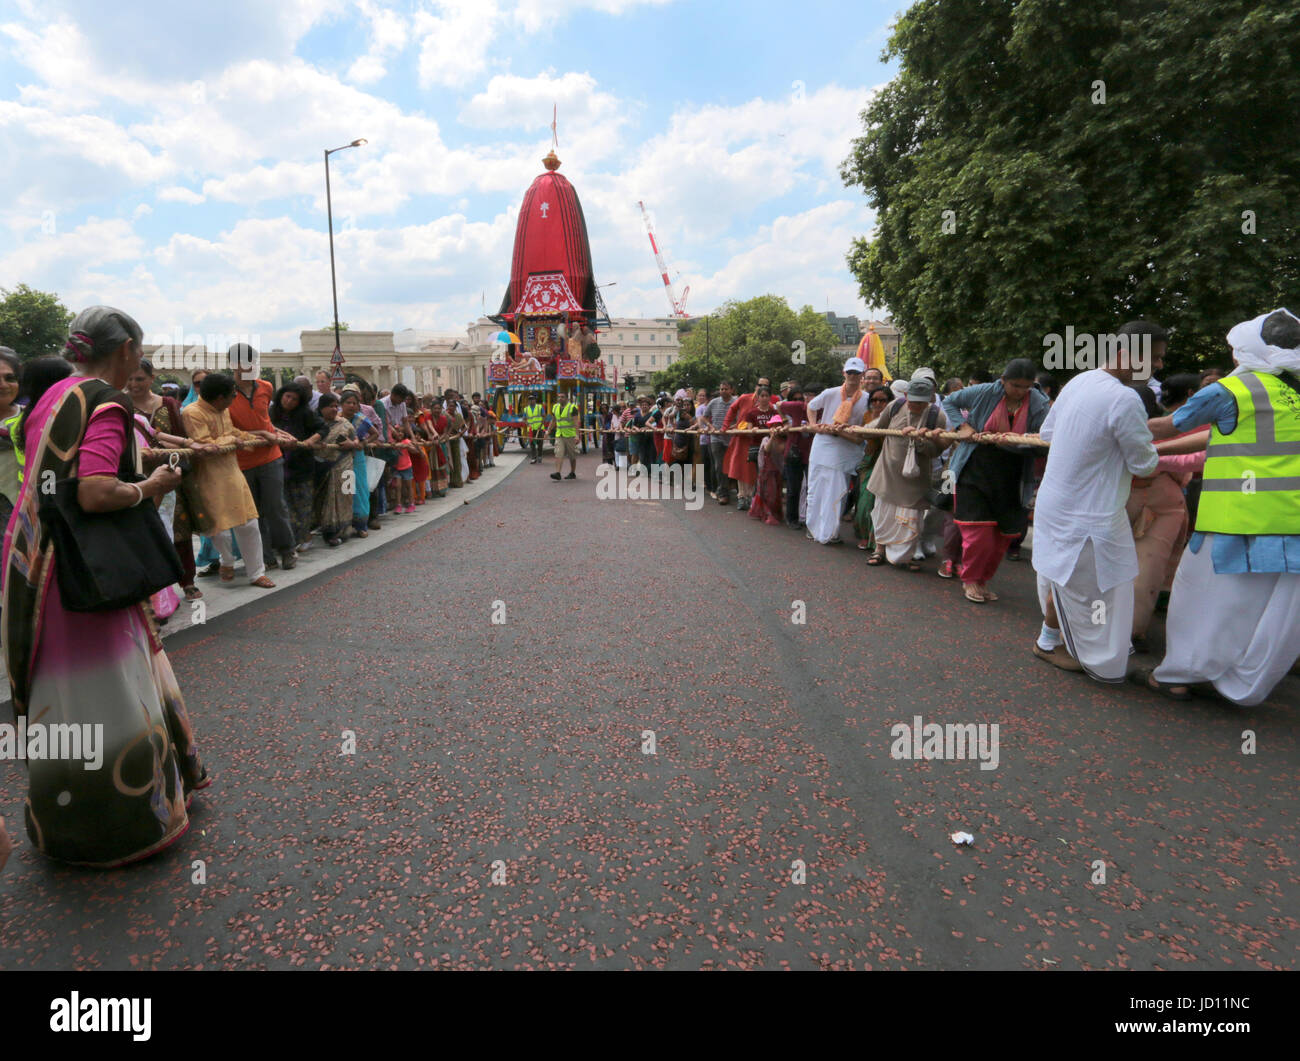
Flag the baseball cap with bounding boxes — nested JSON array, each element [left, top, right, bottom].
[[906, 378, 935, 400], [843, 356, 867, 373]]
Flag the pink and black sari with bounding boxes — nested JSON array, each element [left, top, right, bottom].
[[2, 377, 208, 867]]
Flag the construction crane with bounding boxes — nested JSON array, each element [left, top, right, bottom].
[[638, 200, 689, 317]]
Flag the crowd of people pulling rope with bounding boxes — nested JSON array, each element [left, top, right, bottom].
[[514, 314, 1300, 712], [0, 305, 1297, 873]]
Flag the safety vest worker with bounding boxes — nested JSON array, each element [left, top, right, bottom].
[[552, 400, 579, 438], [524, 401, 545, 433], [1197, 370, 1300, 535]]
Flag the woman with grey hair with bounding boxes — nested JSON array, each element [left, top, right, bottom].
[[1, 306, 211, 867]]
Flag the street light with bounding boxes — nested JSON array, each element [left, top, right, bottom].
[[324, 138, 367, 375]]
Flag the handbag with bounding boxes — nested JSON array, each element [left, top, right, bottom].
[[747, 445, 760, 463], [40, 473, 184, 612]]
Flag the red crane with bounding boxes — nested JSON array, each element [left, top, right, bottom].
[[638, 200, 689, 317]]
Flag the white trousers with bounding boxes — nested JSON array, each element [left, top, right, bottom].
[[873, 499, 924, 564], [1154, 538, 1300, 705], [806, 461, 851, 543], [214, 518, 266, 581], [1036, 541, 1133, 683]]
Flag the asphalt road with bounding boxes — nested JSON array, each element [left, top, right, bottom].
[[1, 450, 1296, 969]]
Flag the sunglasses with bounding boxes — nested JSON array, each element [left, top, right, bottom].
[[869, 397, 888, 404]]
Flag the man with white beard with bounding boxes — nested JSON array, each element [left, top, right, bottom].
[[804, 357, 871, 544], [1031, 322, 1161, 679]]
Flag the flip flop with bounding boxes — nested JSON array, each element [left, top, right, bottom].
[[1129, 667, 1191, 701], [182, 585, 202, 602], [963, 584, 986, 603]]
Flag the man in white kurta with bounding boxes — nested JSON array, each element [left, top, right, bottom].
[[1032, 365, 1159, 681], [805, 357, 871, 544]]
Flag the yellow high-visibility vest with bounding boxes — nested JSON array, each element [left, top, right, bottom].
[[552, 402, 579, 438], [524, 403, 544, 430], [1197, 371, 1300, 535]]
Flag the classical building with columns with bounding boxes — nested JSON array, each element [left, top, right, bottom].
[[254, 330, 495, 395]]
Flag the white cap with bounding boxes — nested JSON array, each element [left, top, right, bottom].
[[843, 356, 867, 373]]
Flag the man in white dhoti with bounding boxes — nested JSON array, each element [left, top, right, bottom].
[[1031, 322, 1162, 680], [1142, 309, 1300, 704], [804, 357, 871, 544], [866, 377, 948, 569]]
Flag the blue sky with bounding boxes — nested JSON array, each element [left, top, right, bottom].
[[0, 0, 903, 350]]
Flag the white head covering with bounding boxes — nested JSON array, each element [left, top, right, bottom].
[[889, 378, 909, 399], [1227, 309, 1300, 377]]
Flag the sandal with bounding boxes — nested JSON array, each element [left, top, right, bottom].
[[182, 585, 202, 602], [219, 566, 235, 582], [963, 584, 986, 603], [980, 586, 999, 601], [905, 560, 923, 572], [249, 575, 276, 589], [857, 540, 872, 550], [326, 537, 342, 547], [866, 552, 885, 566], [355, 529, 368, 539], [1129, 667, 1191, 701]]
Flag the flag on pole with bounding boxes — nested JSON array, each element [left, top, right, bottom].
[[551, 104, 558, 149], [857, 325, 892, 381]]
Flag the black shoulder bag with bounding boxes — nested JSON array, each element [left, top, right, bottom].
[[38, 384, 184, 612]]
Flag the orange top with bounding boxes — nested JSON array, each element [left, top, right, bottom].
[[228, 378, 281, 470]]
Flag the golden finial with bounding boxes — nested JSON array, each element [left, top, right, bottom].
[[543, 149, 561, 171]]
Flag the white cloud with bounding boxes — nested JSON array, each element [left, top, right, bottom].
[[158, 187, 206, 205], [460, 71, 626, 132], [346, 0, 409, 84], [413, 0, 503, 89]]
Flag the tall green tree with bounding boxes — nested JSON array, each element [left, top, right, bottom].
[[842, 0, 1300, 378], [0, 284, 73, 358], [654, 295, 840, 393]]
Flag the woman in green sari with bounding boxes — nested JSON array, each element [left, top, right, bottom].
[[853, 387, 892, 550]]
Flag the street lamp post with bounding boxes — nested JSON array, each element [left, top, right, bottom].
[[324, 138, 367, 380]]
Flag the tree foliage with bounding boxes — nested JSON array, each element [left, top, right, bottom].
[[653, 295, 841, 394], [0, 284, 73, 359], [842, 0, 1300, 378]]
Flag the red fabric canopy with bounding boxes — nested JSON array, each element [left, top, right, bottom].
[[499, 159, 596, 319]]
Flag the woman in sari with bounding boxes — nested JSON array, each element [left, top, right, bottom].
[[749, 413, 788, 526], [0, 347, 22, 528], [940, 357, 1050, 603], [422, 396, 450, 497], [721, 384, 777, 511], [1, 306, 210, 867], [445, 399, 465, 488], [313, 393, 360, 546], [853, 386, 892, 549], [339, 388, 376, 537], [127, 358, 203, 601], [270, 381, 323, 550]]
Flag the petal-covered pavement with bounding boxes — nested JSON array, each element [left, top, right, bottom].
[[1, 451, 1296, 969]]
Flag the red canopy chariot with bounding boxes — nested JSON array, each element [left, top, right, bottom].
[[489, 149, 613, 445]]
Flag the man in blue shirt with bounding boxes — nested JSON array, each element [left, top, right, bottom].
[[1142, 309, 1300, 704]]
